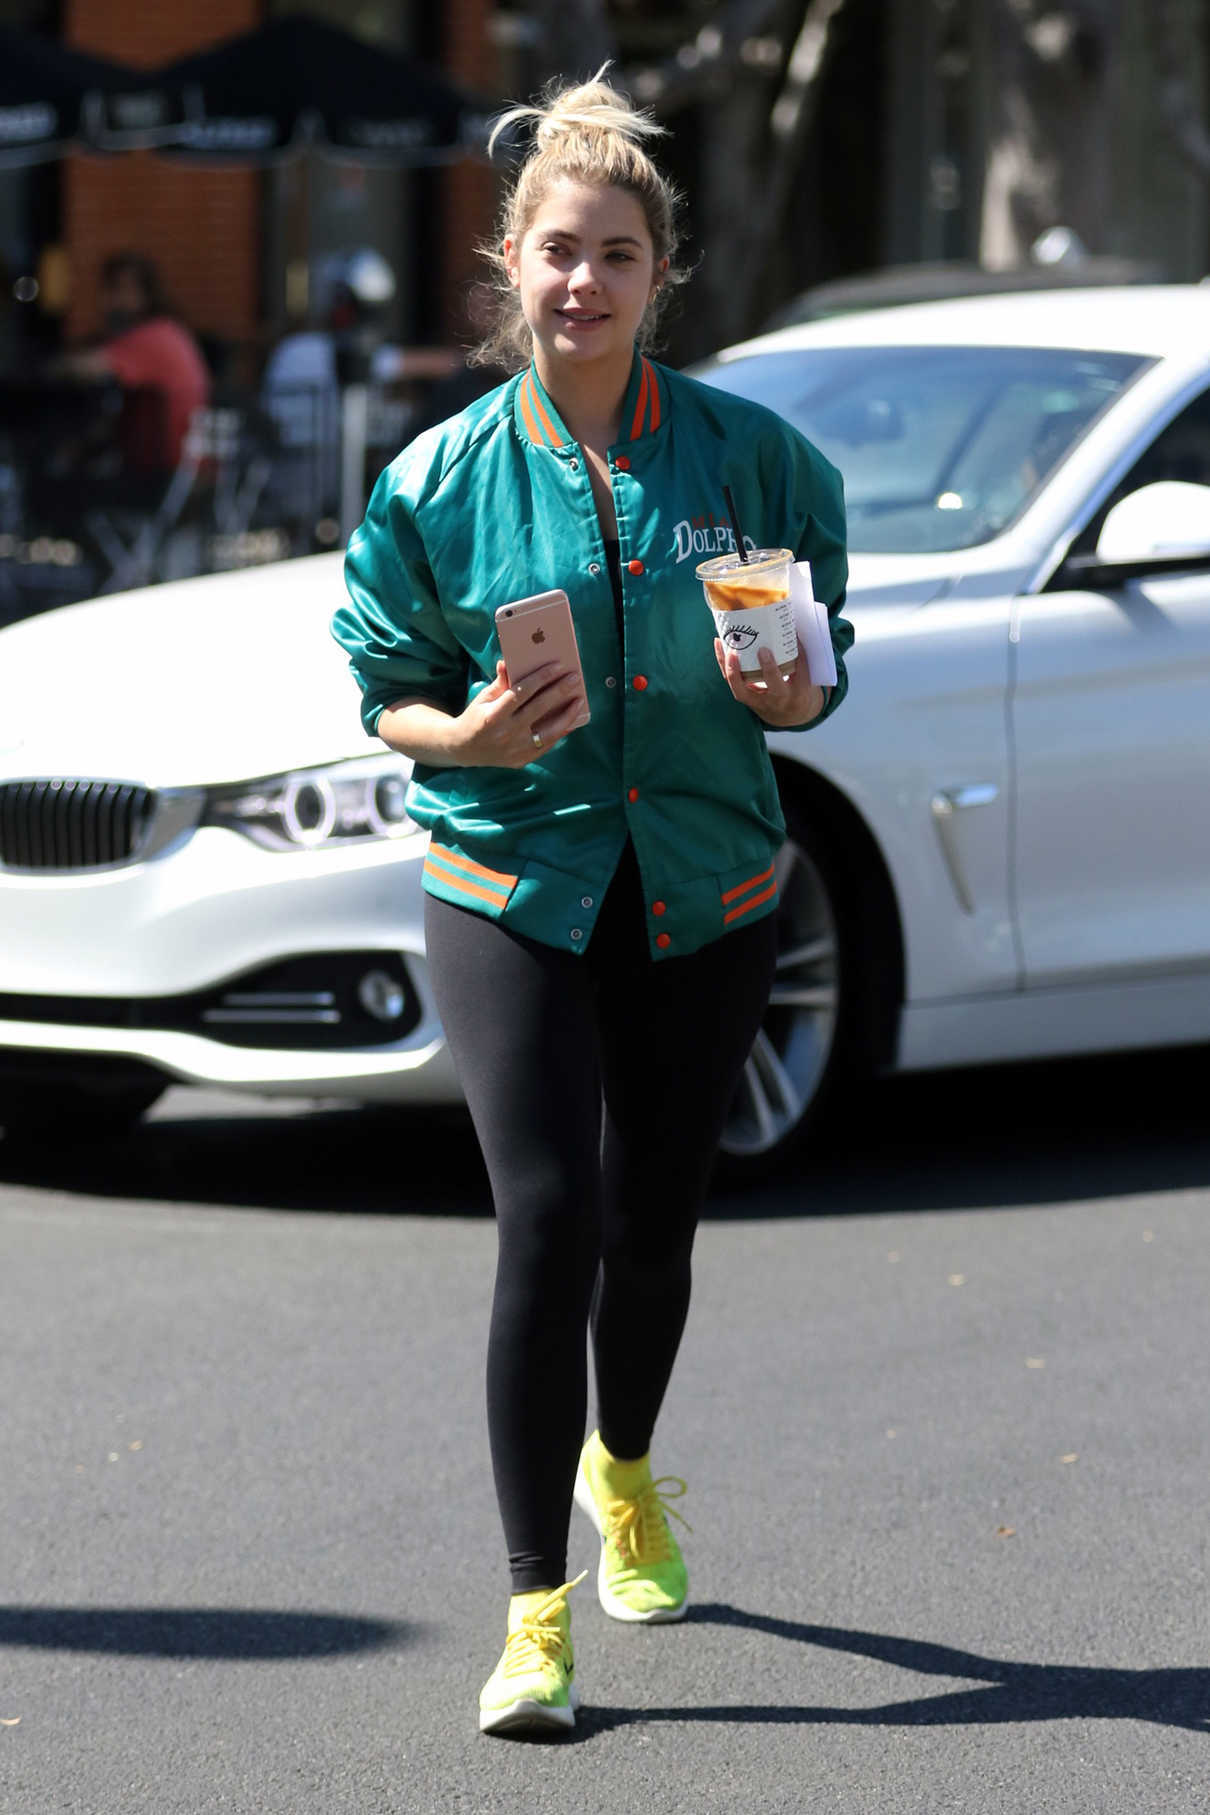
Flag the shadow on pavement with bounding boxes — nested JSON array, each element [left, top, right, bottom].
[[577, 1602, 1210, 1736], [0, 1045, 1207, 1219], [0, 1606, 408, 1660], [0, 1102, 494, 1218], [710, 1043, 1210, 1220]]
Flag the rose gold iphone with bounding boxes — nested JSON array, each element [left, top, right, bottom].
[[494, 588, 590, 728]]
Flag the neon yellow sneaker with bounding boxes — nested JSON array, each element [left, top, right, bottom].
[[573, 1430, 690, 1623], [478, 1573, 586, 1736]]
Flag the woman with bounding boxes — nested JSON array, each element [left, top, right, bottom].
[[332, 70, 853, 1737]]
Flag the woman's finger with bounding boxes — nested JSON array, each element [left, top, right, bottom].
[[532, 698, 584, 745], [483, 664, 567, 727], [512, 662, 574, 713], [722, 646, 753, 701], [518, 670, 583, 730], [756, 647, 788, 688], [480, 660, 511, 701], [528, 681, 588, 752]]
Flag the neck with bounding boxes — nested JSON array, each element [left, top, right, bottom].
[[534, 346, 635, 446]]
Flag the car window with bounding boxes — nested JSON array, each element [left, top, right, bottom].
[[692, 346, 1149, 554], [1108, 386, 1210, 499], [1063, 384, 1210, 561]]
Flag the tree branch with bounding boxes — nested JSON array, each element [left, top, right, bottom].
[[1152, 1, 1210, 180], [523, 0, 619, 86], [620, 0, 787, 115], [732, 0, 851, 327]]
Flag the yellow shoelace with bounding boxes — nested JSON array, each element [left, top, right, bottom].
[[603, 1476, 692, 1564], [501, 1572, 586, 1680]]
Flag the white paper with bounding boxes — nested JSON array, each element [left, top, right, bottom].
[[788, 560, 837, 688]]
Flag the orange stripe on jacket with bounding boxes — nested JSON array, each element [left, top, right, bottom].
[[629, 361, 650, 441], [428, 841, 519, 890], [720, 863, 775, 907], [527, 378, 561, 447], [646, 359, 661, 431], [723, 881, 778, 925], [518, 375, 551, 448], [424, 856, 512, 911]]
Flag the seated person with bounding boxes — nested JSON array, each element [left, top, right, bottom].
[[49, 251, 211, 478], [261, 248, 459, 529]]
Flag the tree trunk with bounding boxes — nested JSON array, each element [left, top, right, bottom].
[[979, 0, 1123, 267], [523, 0, 619, 89], [1153, 0, 1210, 182]]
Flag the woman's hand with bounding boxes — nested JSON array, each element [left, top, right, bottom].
[[451, 660, 587, 768], [714, 639, 827, 729]]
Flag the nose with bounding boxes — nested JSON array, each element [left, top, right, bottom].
[[567, 258, 602, 294]]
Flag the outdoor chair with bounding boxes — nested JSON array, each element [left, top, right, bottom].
[[85, 395, 279, 594]]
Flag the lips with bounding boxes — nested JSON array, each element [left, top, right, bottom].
[[557, 310, 608, 324]]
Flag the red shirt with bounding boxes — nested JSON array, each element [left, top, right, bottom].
[[101, 318, 210, 471]]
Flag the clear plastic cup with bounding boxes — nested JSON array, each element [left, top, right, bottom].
[[696, 547, 797, 679]]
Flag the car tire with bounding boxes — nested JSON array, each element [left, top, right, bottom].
[[718, 793, 869, 1179], [0, 1080, 167, 1147]]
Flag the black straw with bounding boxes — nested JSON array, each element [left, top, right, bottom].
[[722, 485, 749, 563]]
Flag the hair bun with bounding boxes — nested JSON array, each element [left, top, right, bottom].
[[489, 64, 664, 158]]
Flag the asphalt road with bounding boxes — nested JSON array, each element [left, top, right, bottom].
[[1, 1047, 1207, 1815]]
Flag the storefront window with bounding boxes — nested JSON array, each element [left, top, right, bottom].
[[262, 0, 423, 344]]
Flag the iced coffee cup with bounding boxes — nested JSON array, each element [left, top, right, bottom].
[[697, 547, 798, 680]]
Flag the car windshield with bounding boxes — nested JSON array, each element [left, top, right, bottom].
[[693, 345, 1148, 553]]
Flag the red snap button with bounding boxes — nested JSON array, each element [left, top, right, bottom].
[[656, 932, 672, 950], [627, 787, 639, 803], [615, 455, 631, 471], [652, 900, 666, 917], [632, 674, 648, 691], [627, 558, 644, 575]]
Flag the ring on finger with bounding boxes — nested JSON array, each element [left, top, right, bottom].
[[531, 730, 542, 749]]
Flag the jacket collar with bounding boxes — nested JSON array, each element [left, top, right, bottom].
[[514, 351, 667, 451]]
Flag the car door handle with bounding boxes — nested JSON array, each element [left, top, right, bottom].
[[930, 784, 999, 913]]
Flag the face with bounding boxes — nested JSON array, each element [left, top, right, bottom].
[[101, 266, 149, 334], [503, 179, 668, 380]]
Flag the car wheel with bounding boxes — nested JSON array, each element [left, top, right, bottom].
[[0, 1080, 166, 1146], [719, 807, 853, 1175]]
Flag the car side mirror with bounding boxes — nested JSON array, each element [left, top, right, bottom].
[[1095, 481, 1210, 564]]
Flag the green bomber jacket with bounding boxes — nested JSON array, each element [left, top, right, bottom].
[[333, 350, 853, 961]]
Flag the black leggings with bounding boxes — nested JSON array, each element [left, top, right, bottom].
[[424, 844, 778, 1591]]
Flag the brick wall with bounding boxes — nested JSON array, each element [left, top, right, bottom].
[[57, 0, 502, 358], [62, 0, 263, 348], [440, 0, 500, 343]]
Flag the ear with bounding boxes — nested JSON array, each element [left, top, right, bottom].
[[502, 236, 521, 289], [651, 254, 670, 300]]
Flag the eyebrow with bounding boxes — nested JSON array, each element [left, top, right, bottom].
[[537, 229, 645, 248]]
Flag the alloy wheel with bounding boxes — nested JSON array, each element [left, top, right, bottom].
[[720, 835, 841, 1159]]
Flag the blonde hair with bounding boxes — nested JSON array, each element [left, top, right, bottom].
[[470, 67, 685, 371]]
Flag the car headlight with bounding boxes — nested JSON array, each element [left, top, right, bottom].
[[202, 756, 419, 852]]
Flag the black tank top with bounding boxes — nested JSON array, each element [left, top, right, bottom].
[[604, 538, 624, 643]]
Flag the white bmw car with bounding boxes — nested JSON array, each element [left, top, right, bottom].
[[2, 285, 1209, 1169]]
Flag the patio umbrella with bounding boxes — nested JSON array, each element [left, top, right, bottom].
[[0, 25, 187, 163], [136, 15, 496, 166], [0, 26, 144, 165]]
